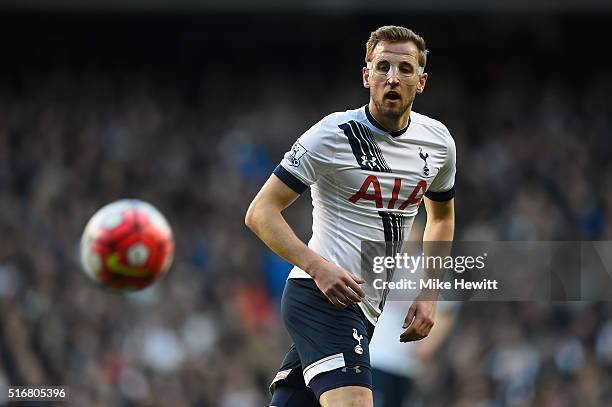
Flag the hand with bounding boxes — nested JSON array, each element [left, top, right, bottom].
[[400, 294, 437, 342], [307, 258, 365, 308]]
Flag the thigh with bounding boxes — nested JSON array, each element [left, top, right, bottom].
[[319, 385, 373, 407], [281, 278, 375, 390], [311, 364, 373, 404]]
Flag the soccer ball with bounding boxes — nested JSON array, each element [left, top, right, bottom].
[[80, 199, 174, 292]]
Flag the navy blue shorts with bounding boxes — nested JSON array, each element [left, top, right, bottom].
[[270, 278, 375, 403]]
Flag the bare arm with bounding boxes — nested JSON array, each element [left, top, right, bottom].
[[420, 197, 456, 288], [245, 175, 316, 271], [400, 197, 454, 342], [422, 197, 455, 244], [245, 174, 365, 307]]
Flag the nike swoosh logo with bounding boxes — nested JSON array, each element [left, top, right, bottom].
[[106, 253, 149, 277]]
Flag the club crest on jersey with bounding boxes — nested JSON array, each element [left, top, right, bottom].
[[288, 142, 308, 167], [360, 155, 380, 170], [352, 328, 364, 354], [419, 147, 429, 176]]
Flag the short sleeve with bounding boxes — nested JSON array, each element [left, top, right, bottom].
[[274, 116, 337, 194], [425, 131, 456, 202]]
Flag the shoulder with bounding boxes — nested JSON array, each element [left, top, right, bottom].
[[304, 107, 364, 140], [411, 111, 452, 136], [317, 107, 365, 129], [411, 111, 455, 149]]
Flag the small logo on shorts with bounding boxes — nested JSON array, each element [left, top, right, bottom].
[[352, 328, 364, 355], [341, 366, 362, 374]]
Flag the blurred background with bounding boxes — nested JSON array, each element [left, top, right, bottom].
[[1, 1, 612, 406]]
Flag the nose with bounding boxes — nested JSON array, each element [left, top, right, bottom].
[[386, 74, 400, 85], [386, 66, 400, 84]]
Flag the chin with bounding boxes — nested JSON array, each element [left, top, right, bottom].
[[372, 97, 411, 119], [380, 104, 408, 118]]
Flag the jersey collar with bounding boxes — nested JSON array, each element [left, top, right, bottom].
[[364, 105, 410, 138]]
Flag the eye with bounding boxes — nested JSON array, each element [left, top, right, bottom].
[[399, 64, 414, 75], [375, 61, 390, 72]]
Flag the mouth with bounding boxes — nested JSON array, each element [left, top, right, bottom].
[[384, 91, 401, 102]]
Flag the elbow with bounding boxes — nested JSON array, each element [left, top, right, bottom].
[[426, 209, 455, 226], [427, 216, 454, 226], [244, 200, 259, 232], [244, 205, 255, 231], [426, 217, 455, 232]]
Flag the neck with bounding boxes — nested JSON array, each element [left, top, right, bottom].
[[367, 100, 411, 132]]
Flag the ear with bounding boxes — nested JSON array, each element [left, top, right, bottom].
[[362, 66, 370, 89], [416, 72, 428, 94]]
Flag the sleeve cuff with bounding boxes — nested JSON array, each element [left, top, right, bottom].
[[425, 186, 455, 202], [273, 165, 309, 194]]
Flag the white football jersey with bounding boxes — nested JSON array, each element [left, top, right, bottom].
[[274, 105, 456, 325]]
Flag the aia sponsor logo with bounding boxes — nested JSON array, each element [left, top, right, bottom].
[[349, 175, 427, 209]]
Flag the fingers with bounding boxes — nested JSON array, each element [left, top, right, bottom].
[[345, 275, 365, 299], [414, 317, 434, 337], [403, 303, 417, 329], [349, 273, 365, 285], [400, 326, 422, 342], [325, 286, 362, 309], [401, 303, 435, 341], [330, 275, 365, 306], [323, 292, 349, 308], [326, 292, 348, 308], [316, 267, 365, 308], [343, 287, 363, 304], [330, 297, 353, 308], [333, 290, 359, 308], [326, 285, 354, 308], [400, 320, 434, 342]]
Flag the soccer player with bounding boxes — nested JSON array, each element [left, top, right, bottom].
[[245, 25, 456, 407]]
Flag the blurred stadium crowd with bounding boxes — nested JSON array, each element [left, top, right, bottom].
[[1, 12, 612, 407]]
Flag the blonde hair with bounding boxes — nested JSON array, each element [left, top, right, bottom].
[[365, 25, 428, 68]]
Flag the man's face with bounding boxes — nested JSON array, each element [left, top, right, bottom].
[[363, 41, 427, 119]]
